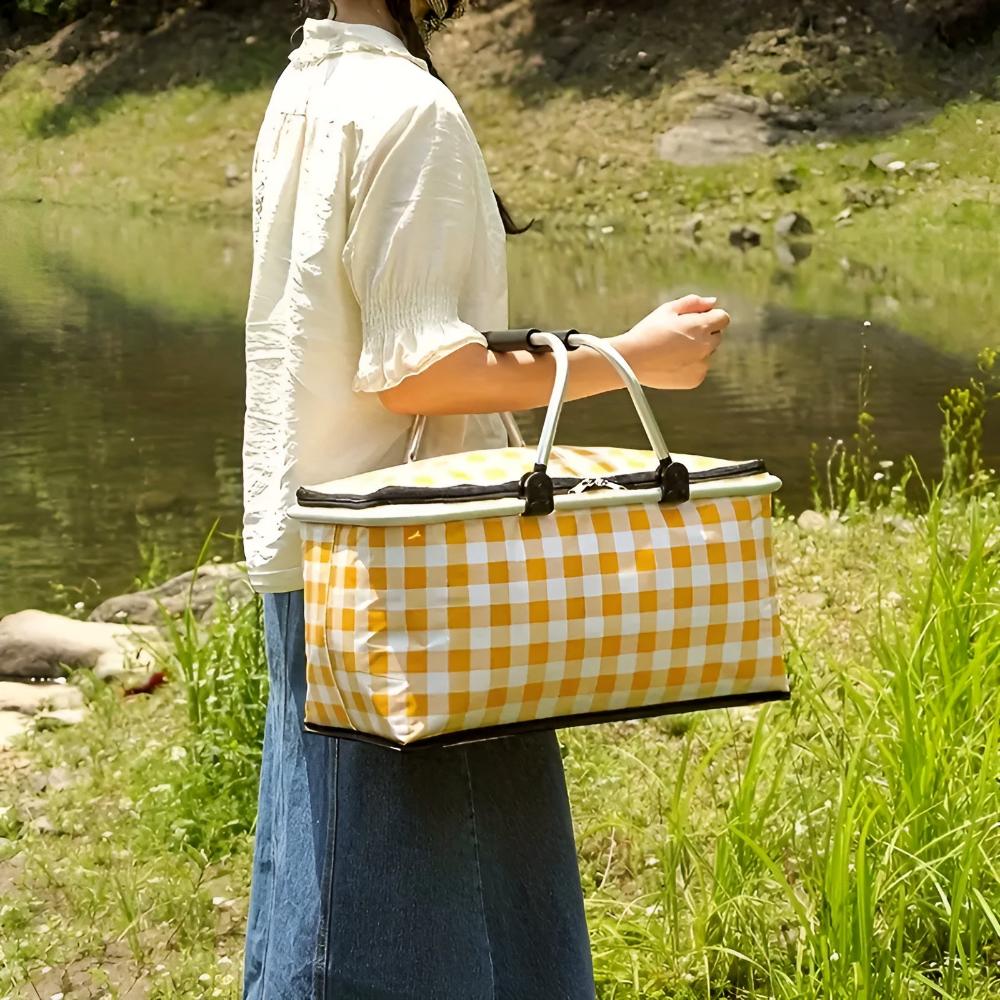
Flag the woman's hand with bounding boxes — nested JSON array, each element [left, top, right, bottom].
[[613, 294, 730, 390]]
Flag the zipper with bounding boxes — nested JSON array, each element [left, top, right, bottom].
[[569, 477, 629, 494], [295, 459, 768, 510]]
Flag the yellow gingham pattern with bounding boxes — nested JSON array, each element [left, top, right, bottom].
[[302, 493, 785, 745]]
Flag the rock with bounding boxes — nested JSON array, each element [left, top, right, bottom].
[[635, 50, 656, 69], [29, 766, 75, 793], [31, 814, 56, 835], [728, 226, 761, 249], [795, 592, 829, 609], [714, 92, 770, 116], [797, 509, 829, 533], [89, 563, 253, 627], [135, 489, 185, 515], [914, 160, 940, 173], [34, 709, 87, 731], [774, 240, 813, 266], [0, 712, 30, 748], [680, 213, 705, 240], [775, 211, 814, 238], [869, 152, 903, 173], [767, 108, 822, 131], [224, 163, 240, 186], [656, 103, 781, 166], [0, 610, 158, 680], [596, 153, 613, 169], [0, 681, 84, 715], [631, 190, 650, 203], [779, 59, 804, 75], [773, 172, 801, 194]]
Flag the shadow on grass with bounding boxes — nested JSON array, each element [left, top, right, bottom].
[[13, 0, 1000, 143], [462, 0, 999, 132], [21, 1, 296, 138]]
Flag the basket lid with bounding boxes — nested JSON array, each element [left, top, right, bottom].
[[290, 445, 781, 526]]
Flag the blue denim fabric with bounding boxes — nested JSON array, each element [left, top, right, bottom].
[[244, 591, 595, 1000]]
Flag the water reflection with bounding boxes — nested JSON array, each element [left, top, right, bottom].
[[0, 204, 995, 614]]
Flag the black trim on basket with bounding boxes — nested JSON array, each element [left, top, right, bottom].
[[295, 459, 769, 510], [302, 688, 791, 752]]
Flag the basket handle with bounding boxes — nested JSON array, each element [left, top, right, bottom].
[[513, 331, 687, 514], [404, 329, 689, 515]]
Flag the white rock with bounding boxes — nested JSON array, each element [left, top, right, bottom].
[[0, 681, 84, 715], [797, 509, 829, 533], [795, 592, 829, 609], [0, 711, 30, 747], [0, 610, 159, 680], [34, 709, 87, 730]]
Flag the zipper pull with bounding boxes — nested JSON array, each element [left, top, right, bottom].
[[569, 477, 628, 494]]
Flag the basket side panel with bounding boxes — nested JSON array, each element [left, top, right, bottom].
[[302, 494, 786, 744]]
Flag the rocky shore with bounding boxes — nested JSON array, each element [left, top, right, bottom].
[[0, 563, 253, 747]]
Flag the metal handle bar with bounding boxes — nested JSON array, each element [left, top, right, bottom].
[[406, 410, 524, 465], [402, 328, 687, 513]]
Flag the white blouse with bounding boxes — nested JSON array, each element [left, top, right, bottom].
[[243, 17, 508, 593]]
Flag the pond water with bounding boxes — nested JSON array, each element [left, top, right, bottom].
[[0, 203, 996, 615]]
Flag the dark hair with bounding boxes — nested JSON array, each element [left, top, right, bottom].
[[299, 0, 530, 235]]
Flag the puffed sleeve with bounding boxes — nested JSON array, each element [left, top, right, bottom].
[[343, 95, 489, 393]]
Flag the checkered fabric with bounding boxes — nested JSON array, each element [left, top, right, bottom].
[[301, 493, 785, 746]]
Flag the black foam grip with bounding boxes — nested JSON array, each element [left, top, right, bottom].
[[483, 329, 580, 353]]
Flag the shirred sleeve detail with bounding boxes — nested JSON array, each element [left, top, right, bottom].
[[343, 96, 489, 394]]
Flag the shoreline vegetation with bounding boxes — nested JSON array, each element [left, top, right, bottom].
[[0, 3, 997, 241], [1, 1, 997, 359], [2, 3, 1000, 997], [1, 357, 997, 998]]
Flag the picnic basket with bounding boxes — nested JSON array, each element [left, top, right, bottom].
[[288, 330, 788, 749]]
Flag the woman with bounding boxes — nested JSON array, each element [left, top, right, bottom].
[[241, 1, 730, 997]]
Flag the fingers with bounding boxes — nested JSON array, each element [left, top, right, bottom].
[[676, 308, 731, 336], [669, 293, 718, 315]]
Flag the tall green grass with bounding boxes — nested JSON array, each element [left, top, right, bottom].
[[572, 353, 1000, 998], [149, 531, 268, 856]]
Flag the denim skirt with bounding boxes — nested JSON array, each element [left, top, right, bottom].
[[243, 591, 595, 1000]]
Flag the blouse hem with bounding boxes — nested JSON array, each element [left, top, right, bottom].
[[352, 329, 487, 395]]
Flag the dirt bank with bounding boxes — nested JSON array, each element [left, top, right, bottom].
[[0, 0, 997, 246]]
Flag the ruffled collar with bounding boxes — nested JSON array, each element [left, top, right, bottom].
[[289, 17, 428, 71]]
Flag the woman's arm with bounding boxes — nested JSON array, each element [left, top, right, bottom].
[[376, 294, 731, 416]]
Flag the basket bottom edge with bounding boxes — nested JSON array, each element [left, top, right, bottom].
[[304, 687, 791, 752]]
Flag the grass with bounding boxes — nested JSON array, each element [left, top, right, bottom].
[[570, 488, 1000, 999], [1, 365, 998, 998]]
